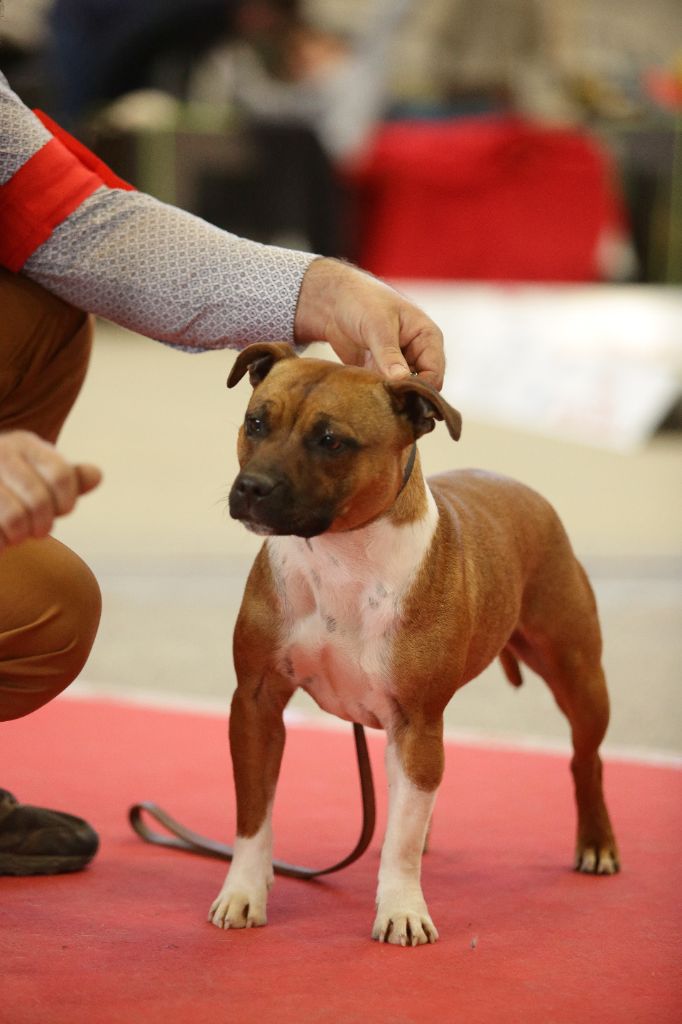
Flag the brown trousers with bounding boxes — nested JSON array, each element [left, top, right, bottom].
[[0, 269, 101, 721]]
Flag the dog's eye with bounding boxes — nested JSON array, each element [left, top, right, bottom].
[[245, 415, 266, 437], [319, 433, 344, 452]]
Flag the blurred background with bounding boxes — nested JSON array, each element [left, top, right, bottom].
[[2, 0, 680, 756]]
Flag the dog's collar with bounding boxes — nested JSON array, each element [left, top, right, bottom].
[[397, 443, 417, 497]]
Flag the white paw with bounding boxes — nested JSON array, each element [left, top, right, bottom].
[[575, 845, 620, 875], [208, 885, 268, 930], [372, 902, 439, 947]]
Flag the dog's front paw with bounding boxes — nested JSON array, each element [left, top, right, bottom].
[[208, 885, 268, 930], [575, 842, 620, 875], [372, 897, 439, 947]]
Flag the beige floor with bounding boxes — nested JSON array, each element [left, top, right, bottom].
[[55, 320, 682, 758]]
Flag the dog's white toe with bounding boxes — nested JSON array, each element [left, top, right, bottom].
[[208, 888, 268, 930], [575, 845, 620, 875], [372, 905, 439, 947]]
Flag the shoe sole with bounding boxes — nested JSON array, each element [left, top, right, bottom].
[[0, 853, 94, 876]]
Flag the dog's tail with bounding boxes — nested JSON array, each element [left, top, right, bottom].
[[499, 647, 523, 688]]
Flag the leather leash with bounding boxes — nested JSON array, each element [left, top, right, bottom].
[[129, 722, 376, 879]]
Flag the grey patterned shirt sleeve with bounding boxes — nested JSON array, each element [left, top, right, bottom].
[[1, 71, 316, 351], [24, 189, 316, 350], [0, 77, 51, 180]]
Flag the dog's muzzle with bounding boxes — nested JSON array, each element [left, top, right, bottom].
[[229, 470, 334, 538]]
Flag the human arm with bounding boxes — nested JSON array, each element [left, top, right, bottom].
[[0, 70, 314, 349], [1, 71, 443, 384]]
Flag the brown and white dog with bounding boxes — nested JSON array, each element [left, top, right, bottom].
[[209, 342, 619, 946]]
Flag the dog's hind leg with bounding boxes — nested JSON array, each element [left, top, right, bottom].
[[514, 562, 619, 875], [553, 657, 619, 875]]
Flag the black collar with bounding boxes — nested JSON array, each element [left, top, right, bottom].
[[397, 443, 417, 497]]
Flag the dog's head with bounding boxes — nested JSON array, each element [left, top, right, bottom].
[[226, 342, 461, 538]]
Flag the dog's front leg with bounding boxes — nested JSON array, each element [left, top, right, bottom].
[[373, 720, 443, 946], [209, 679, 288, 930]]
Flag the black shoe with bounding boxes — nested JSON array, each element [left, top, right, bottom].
[[0, 789, 99, 876]]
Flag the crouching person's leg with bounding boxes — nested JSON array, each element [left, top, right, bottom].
[[0, 536, 101, 875], [0, 268, 101, 876], [0, 537, 101, 721]]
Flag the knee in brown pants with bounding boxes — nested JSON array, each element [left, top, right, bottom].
[[0, 269, 99, 721], [0, 539, 101, 721]]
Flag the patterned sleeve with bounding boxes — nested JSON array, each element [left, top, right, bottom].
[[1, 72, 316, 351]]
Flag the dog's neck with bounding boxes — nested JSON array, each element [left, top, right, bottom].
[[387, 447, 430, 528], [270, 448, 436, 581]]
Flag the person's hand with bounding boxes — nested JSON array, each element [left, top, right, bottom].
[[0, 431, 102, 551], [294, 258, 445, 390]]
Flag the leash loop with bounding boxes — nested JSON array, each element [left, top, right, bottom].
[[129, 723, 376, 880]]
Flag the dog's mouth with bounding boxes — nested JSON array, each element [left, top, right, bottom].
[[235, 511, 333, 539], [239, 518, 277, 537], [229, 474, 334, 538]]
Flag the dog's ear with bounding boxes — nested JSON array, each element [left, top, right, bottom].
[[386, 378, 462, 441], [227, 342, 297, 389]]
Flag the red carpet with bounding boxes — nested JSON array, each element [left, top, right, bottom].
[[2, 698, 680, 1024]]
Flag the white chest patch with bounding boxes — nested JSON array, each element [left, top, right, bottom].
[[267, 489, 439, 729]]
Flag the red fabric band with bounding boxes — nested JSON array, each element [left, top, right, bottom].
[[0, 138, 102, 271], [32, 110, 135, 193], [0, 112, 135, 272]]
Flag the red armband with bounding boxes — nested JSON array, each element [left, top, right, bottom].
[[32, 110, 135, 193], [0, 111, 135, 272]]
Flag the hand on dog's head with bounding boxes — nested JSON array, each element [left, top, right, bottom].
[[227, 342, 462, 442]]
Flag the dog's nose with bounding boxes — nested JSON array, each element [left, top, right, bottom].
[[233, 472, 277, 502]]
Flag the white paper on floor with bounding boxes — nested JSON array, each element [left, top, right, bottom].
[[399, 283, 682, 451]]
